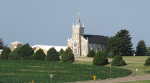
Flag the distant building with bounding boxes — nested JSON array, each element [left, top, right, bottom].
[[10, 41, 23, 51], [68, 16, 108, 57], [32, 45, 67, 54]]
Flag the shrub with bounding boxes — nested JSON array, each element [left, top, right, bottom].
[[46, 48, 60, 61], [33, 49, 46, 60], [87, 50, 96, 57], [111, 55, 127, 66], [93, 51, 109, 66], [144, 57, 150, 66], [62, 48, 74, 63]]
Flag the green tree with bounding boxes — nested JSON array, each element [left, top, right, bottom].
[[93, 51, 109, 66], [87, 50, 96, 57], [8, 47, 21, 60], [136, 40, 147, 56], [111, 55, 127, 66], [0, 46, 11, 59], [62, 48, 75, 63], [46, 48, 60, 61], [144, 57, 150, 66], [8, 44, 33, 60], [59, 49, 65, 56], [108, 29, 133, 56], [19, 44, 34, 59], [33, 49, 45, 60]]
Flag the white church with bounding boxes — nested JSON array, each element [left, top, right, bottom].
[[29, 16, 108, 57]]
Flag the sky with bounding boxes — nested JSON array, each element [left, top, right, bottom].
[[0, 0, 150, 47]]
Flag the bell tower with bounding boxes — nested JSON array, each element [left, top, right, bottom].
[[72, 16, 84, 56]]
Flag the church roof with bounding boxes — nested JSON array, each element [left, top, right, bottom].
[[83, 34, 109, 44]]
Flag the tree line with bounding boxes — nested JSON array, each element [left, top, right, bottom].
[[0, 44, 75, 63]]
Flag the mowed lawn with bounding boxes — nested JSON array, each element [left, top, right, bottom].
[[76, 56, 150, 75], [0, 60, 131, 83], [122, 80, 150, 83], [121, 56, 150, 75]]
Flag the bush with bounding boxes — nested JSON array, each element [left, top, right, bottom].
[[46, 48, 60, 61], [62, 48, 75, 63], [0, 47, 11, 59], [144, 57, 150, 66], [87, 50, 96, 57], [93, 51, 109, 66], [33, 49, 46, 60], [111, 55, 127, 66]]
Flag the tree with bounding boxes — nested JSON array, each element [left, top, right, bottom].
[[93, 51, 109, 66], [8, 44, 33, 60], [59, 49, 65, 56], [87, 50, 96, 57], [46, 48, 60, 61], [108, 29, 134, 56], [0, 39, 4, 49], [136, 40, 147, 56], [18, 44, 34, 60], [0, 46, 11, 59], [111, 55, 127, 66], [33, 49, 45, 60], [61, 48, 75, 63], [144, 57, 150, 66], [8, 47, 21, 60]]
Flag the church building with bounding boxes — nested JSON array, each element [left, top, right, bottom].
[[67, 17, 108, 57]]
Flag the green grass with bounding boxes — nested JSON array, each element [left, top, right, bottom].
[[121, 80, 150, 83], [76, 56, 150, 75], [119, 56, 150, 75], [0, 60, 131, 83]]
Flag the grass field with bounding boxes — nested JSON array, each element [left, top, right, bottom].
[[76, 56, 150, 75], [0, 60, 131, 83], [120, 56, 150, 75], [122, 80, 150, 83]]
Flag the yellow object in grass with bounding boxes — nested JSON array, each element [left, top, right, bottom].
[[93, 75, 96, 80], [31, 80, 35, 83]]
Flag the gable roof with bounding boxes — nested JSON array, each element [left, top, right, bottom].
[[83, 34, 109, 44]]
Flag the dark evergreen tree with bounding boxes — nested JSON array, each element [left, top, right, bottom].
[[87, 50, 96, 57], [111, 55, 127, 66], [18, 44, 34, 59], [33, 49, 45, 60], [61, 48, 75, 63], [136, 40, 147, 56], [0, 46, 11, 59], [8, 44, 33, 60], [108, 29, 133, 56], [46, 48, 60, 61], [93, 51, 109, 66]]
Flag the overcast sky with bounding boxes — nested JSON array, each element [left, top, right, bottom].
[[0, 0, 150, 47]]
